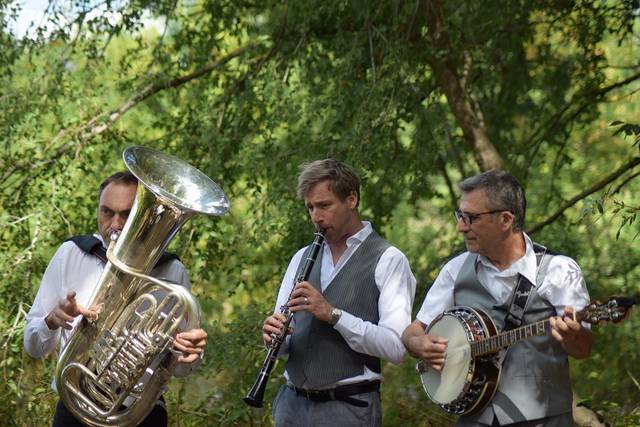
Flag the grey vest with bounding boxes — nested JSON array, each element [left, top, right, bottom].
[[454, 249, 573, 424], [286, 231, 390, 389]]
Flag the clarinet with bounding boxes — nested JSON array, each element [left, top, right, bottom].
[[244, 228, 325, 408]]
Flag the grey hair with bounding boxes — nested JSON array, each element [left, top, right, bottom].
[[296, 159, 360, 204], [459, 169, 526, 230]]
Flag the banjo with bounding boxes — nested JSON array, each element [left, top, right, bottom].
[[417, 297, 636, 415]]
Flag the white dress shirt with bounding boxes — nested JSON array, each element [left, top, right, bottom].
[[23, 234, 195, 390], [275, 222, 416, 386], [417, 233, 590, 327]]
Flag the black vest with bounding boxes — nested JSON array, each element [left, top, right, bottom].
[[286, 231, 390, 389]]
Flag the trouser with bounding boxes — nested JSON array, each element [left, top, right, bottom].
[[52, 397, 168, 427], [272, 384, 382, 427], [455, 411, 574, 427]]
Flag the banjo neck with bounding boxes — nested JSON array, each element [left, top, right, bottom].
[[470, 317, 552, 357], [470, 295, 636, 357]]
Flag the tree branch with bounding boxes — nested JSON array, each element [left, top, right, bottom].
[[611, 171, 640, 195], [527, 156, 640, 235], [81, 45, 251, 140], [524, 70, 640, 166], [1, 45, 254, 187], [437, 155, 458, 209]]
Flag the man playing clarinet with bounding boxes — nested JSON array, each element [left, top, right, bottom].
[[261, 159, 416, 426]]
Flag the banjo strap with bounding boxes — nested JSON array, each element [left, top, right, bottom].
[[504, 243, 552, 330]]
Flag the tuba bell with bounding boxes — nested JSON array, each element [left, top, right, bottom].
[[55, 146, 230, 427]]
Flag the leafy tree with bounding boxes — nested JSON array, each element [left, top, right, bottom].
[[1, 1, 639, 425]]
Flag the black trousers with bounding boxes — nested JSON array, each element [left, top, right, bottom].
[[52, 398, 168, 427]]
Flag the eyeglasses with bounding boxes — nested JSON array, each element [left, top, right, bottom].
[[454, 209, 510, 225]]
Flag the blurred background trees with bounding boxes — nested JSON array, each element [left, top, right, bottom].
[[1, 0, 638, 425]]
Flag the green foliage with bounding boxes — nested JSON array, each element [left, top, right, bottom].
[[611, 120, 640, 148], [1, 0, 639, 425]]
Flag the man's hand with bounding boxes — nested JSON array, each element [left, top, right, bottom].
[[550, 306, 593, 359], [288, 281, 333, 323], [174, 329, 207, 363], [262, 312, 290, 346], [45, 291, 96, 330], [402, 320, 448, 371]]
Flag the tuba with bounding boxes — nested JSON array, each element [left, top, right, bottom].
[[55, 146, 230, 427]]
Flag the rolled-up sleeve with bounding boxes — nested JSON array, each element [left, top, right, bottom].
[[23, 246, 66, 358], [335, 246, 416, 364]]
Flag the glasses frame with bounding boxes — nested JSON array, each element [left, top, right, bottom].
[[454, 209, 511, 225]]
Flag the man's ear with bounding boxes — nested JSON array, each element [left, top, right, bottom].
[[347, 191, 358, 209], [501, 211, 515, 230]]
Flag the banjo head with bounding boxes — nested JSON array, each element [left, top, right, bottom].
[[419, 312, 473, 404]]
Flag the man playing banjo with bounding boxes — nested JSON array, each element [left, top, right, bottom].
[[402, 169, 593, 426]]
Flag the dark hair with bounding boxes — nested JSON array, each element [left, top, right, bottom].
[[98, 171, 138, 201], [459, 169, 526, 230], [296, 159, 360, 204]]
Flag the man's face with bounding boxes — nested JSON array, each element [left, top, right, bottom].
[[97, 182, 137, 245], [456, 188, 505, 255], [304, 180, 358, 243]]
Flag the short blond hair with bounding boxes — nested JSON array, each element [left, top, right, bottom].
[[297, 159, 360, 205]]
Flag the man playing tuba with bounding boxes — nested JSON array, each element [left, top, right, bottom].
[[24, 171, 208, 427]]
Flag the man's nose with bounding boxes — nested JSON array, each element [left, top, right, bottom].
[[310, 209, 322, 223], [313, 216, 327, 231], [456, 218, 470, 232], [111, 214, 128, 230]]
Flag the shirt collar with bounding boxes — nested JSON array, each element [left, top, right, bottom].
[[346, 221, 372, 247], [476, 232, 538, 285]]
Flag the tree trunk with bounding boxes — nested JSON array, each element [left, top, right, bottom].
[[423, 0, 503, 172]]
